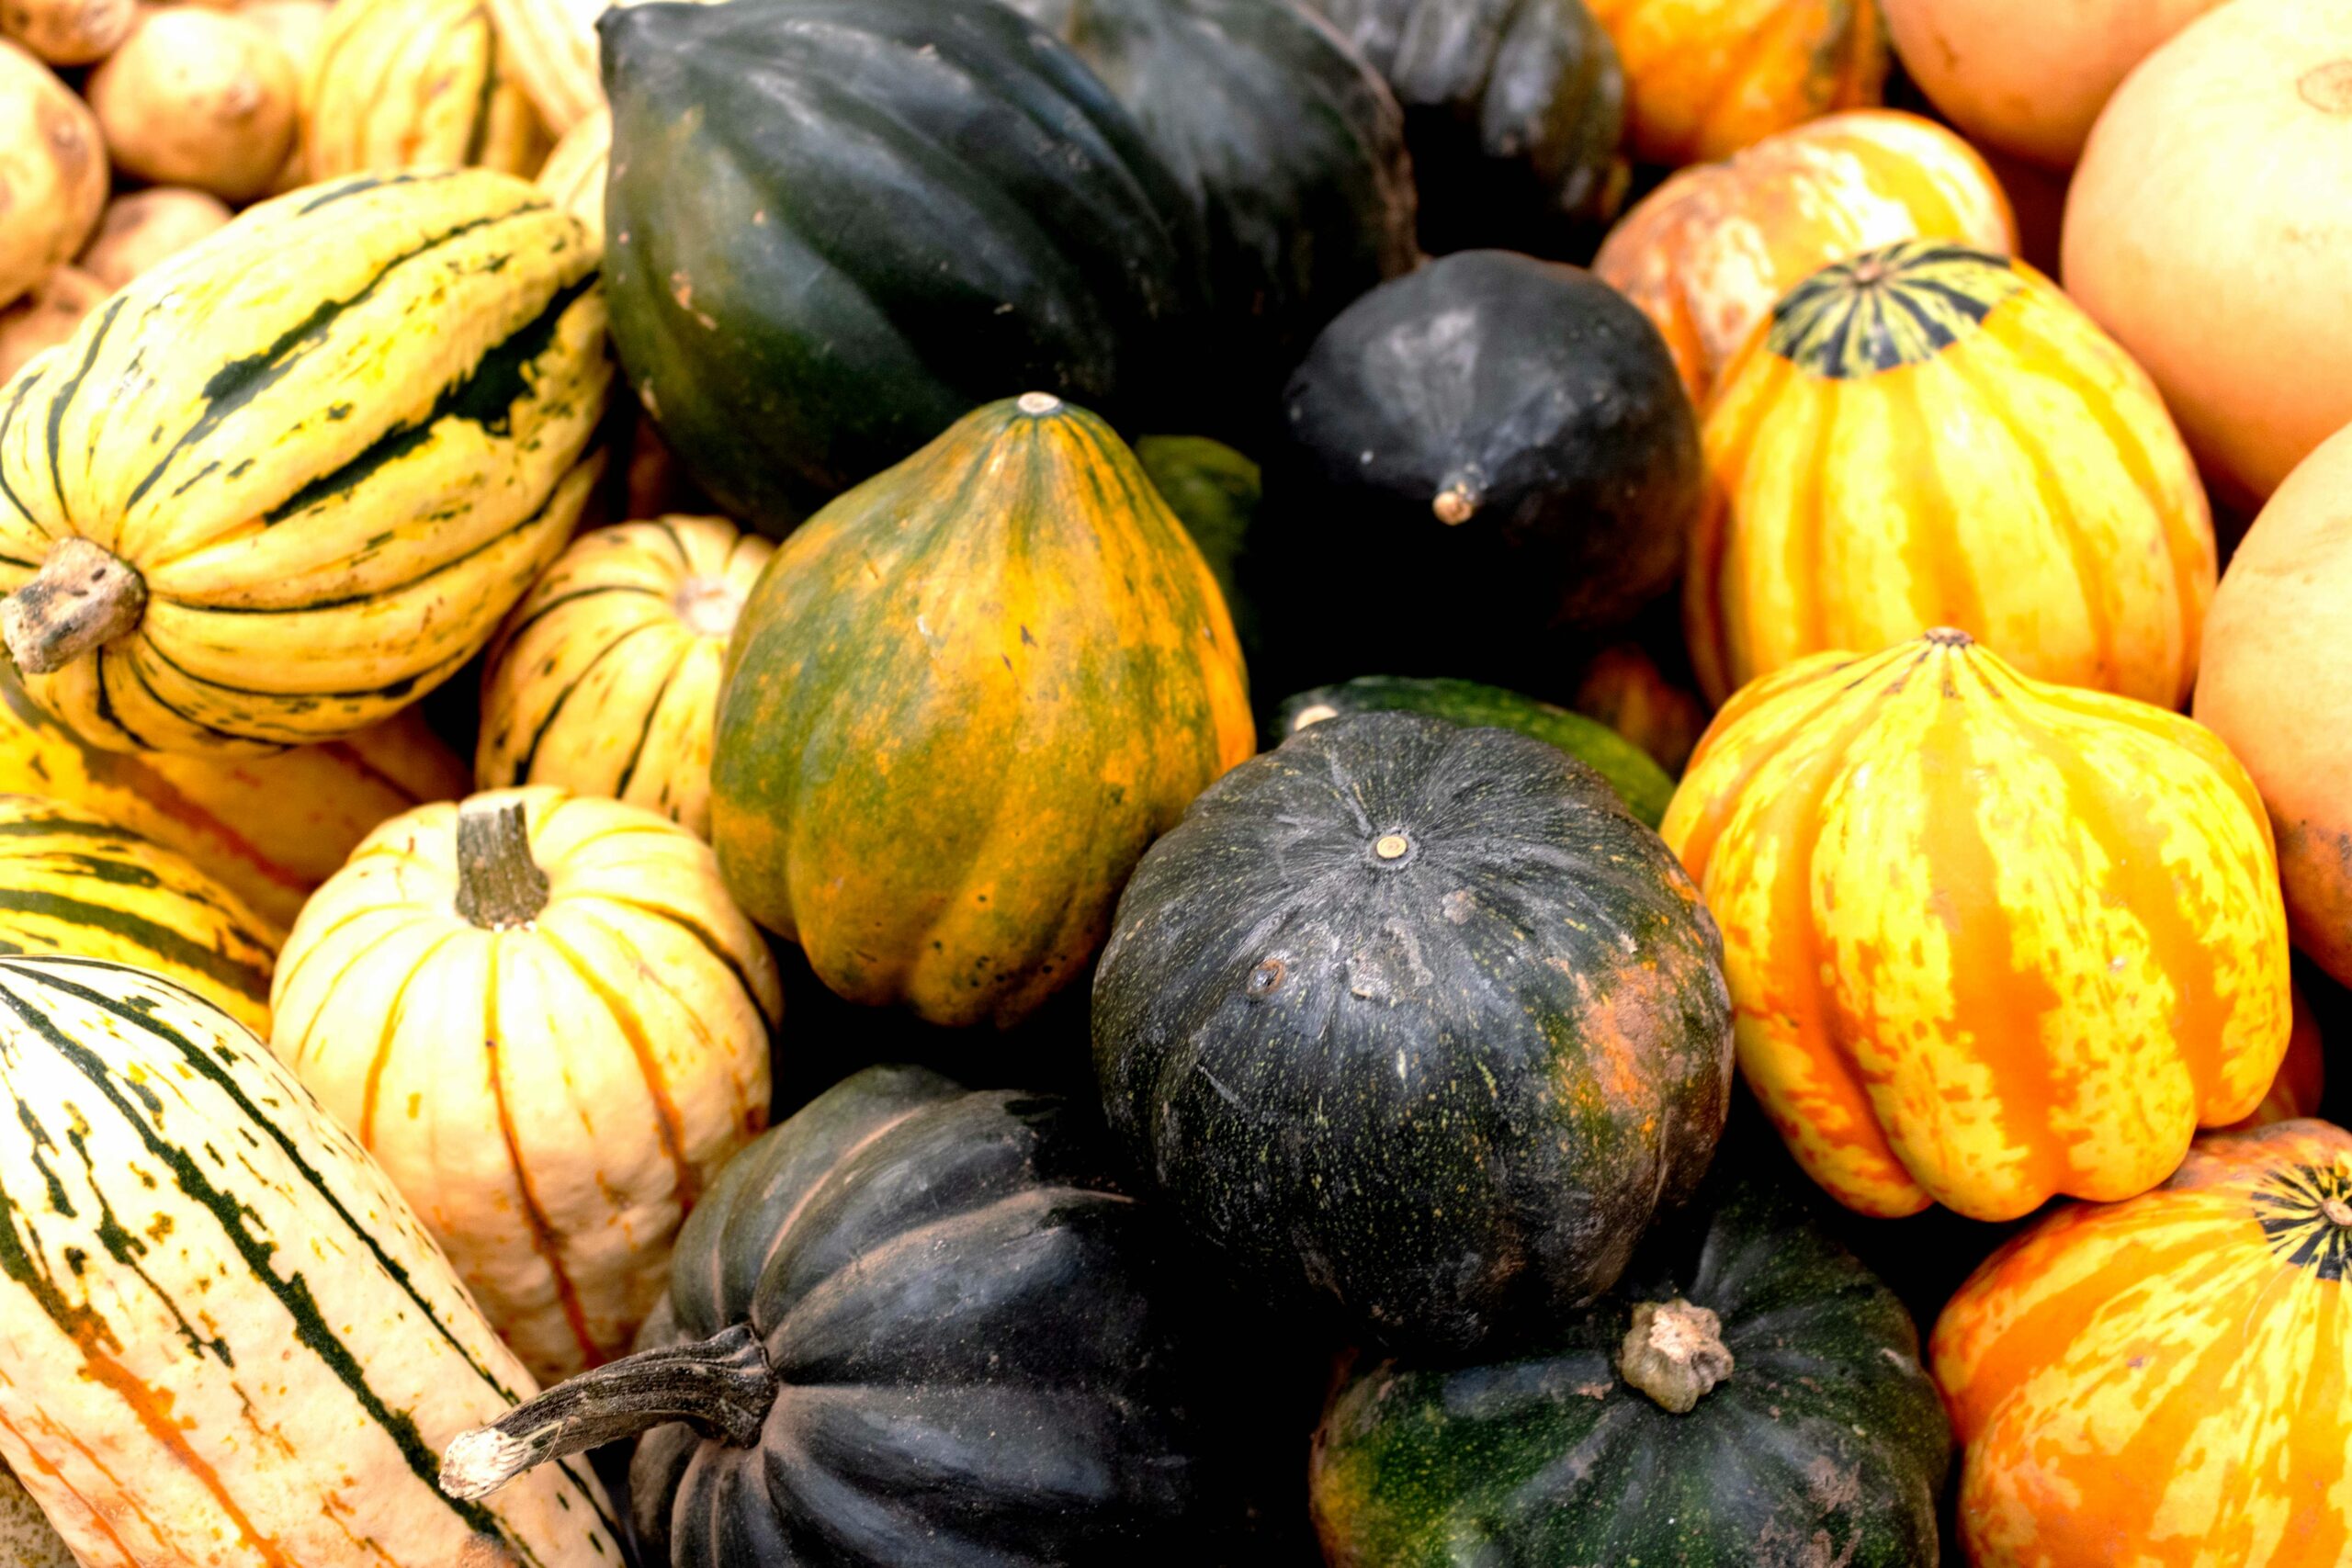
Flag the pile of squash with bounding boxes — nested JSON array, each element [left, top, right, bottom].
[[0, 0, 2347, 1560]]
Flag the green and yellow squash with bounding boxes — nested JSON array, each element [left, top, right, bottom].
[[712, 393, 1253, 1029], [0, 955, 622, 1567], [305, 0, 549, 180], [0, 168, 610, 755]]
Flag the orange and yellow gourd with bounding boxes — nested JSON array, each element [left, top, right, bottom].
[[1686, 241, 2217, 708], [1660, 629, 2293, 1221], [1586, 0, 1887, 165]]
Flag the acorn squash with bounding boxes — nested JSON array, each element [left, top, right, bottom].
[[1273, 673, 1675, 826], [1093, 710, 1733, 1353], [710, 394, 1253, 1030], [305, 0, 548, 180], [1313, 1172, 1950, 1565], [1934, 1119, 2352, 1567], [0, 169, 610, 754], [1686, 241, 2217, 707], [438, 1066, 1251, 1564], [1661, 629, 2293, 1221], [1136, 433, 1261, 663], [0, 955, 622, 1568], [270, 787, 781, 1382], [600, 0, 1208, 533], [1305, 0, 1629, 254]]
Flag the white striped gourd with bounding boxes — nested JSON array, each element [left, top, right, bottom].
[[0, 954, 624, 1567], [479, 516, 771, 837], [269, 787, 780, 1382], [307, 0, 548, 180], [0, 169, 610, 755]]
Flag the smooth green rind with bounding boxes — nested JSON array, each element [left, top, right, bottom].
[[1275, 673, 1675, 826], [1312, 1176, 1951, 1567]]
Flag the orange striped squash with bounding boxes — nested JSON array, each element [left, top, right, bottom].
[[1659, 628, 2293, 1221], [268, 785, 781, 1383], [1592, 109, 2016, 405], [1585, 0, 1887, 165], [1933, 1118, 2352, 1567], [1685, 241, 2217, 708]]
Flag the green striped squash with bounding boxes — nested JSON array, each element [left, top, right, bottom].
[[0, 955, 625, 1568], [306, 0, 550, 181], [0, 793, 277, 1032], [0, 169, 610, 756]]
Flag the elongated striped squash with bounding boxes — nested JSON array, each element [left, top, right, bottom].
[[479, 516, 769, 837], [534, 106, 605, 251], [0, 793, 277, 1031], [0, 660, 468, 930], [0, 169, 610, 756], [270, 787, 780, 1382], [0, 954, 624, 1568], [306, 0, 549, 180], [483, 0, 714, 134], [1660, 628, 2293, 1221]]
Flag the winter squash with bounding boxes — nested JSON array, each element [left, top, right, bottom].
[[1312, 1172, 1950, 1565], [0, 794, 277, 1031], [0, 1459, 73, 1568], [1094, 711, 1733, 1352], [711, 394, 1252, 1030], [437, 1066, 1251, 1563], [270, 787, 780, 1382], [0, 955, 623, 1568], [2198, 423, 2352, 989], [0, 169, 610, 754], [479, 516, 772, 837], [1686, 241, 2217, 707], [2222, 984, 2324, 1133], [485, 0, 707, 135], [1568, 641, 1708, 775], [0, 40, 104, 312], [75, 187, 232, 291], [86, 7, 298, 202], [601, 0, 1207, 532], [0, 0, 130, 62], [1593, 109, 2016, 404], [1585, 0, 1887, 165], [306, 0, 548, 179], [537, 105, 606, 250], [0, 660, 468, 930], [1883, 0, 2220, 168], [1273, 673, 1677, 826], [2062, 0, 2352, 507], [1661, 629, 2293, 1221], [1263, 250, 1700, 692], [1933, 1118, 2352, 1567], [1302, 0, 1628, 254], [1137, 434, 1258, 616], [1001, 0, 1417, 402]]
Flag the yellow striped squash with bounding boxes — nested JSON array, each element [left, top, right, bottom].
[[479, 516, 771, 838], [535, 106, 605, 252], [306, 0, 549, 181], [0, 793, 277, 1031], [1685, 240, 2216, 708], [269, 786, 780, 1383], [0, 169, 609, 756], [1659, 628, 2292, 1221], [0, 954, 623, 1568]]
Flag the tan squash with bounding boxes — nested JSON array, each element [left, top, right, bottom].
[[0, 41, 104, 313], [271, 787, 782, 1382], [0, 0, 132, 62], [0, 265, 101, 382], [2063, 0, 2352, 506], [75, 186, 232, 290], [86, 6, 299, 202], [306, 0, 548, 179], [239, 0, 327, 72], [536, 103, 606, 250]]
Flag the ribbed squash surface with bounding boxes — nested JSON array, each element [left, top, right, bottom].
[[307, 0, 548, 180]]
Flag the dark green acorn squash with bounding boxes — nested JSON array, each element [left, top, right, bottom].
[[599, 0, 1208, 533], [1253, 249, 1700, 694], [1003, 0, 1418, 411], [1091, 710, 1733, 1354], [1275, 673, 1673, 825], [1305, 0, 1629, 254], [440, 1066, 1250, 1565], [1310, 1172, 1951, 1567], [1137, 433, 1261, 663]]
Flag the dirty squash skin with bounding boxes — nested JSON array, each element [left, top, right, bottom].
[[1934, 1119, 2352, 1568], [1311, 1173, 1951, 1567], [0, 1456, 75, 1568], [1662, 629, 2292, 1221], [711, 394, 1253, 1031], [1093, 711, 1734, 1354], [0, 956, 622, 1568]]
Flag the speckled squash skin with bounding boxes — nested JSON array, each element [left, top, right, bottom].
[[1093, 710, 1734, 1353], [1312, 1174, 1951, 1566], [1934, 1120, 2352, 1568], [1662, 630, 2293, 1222], [0, 1457, 74, 1568], [711, 395, 1253, 1030]]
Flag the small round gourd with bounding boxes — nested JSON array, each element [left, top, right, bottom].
[[86, 7, 299, 202], [76, 187, 232, 291], [0, 40, 104, 312], [306, 0, 548, 178], [1586, 0, 1887, 164], [269, 786, 782, 1382], [480, 516, 772, 837], [0, 0, 132, 63]]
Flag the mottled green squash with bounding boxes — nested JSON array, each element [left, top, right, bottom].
[[1137, 433, 1261, 662]]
